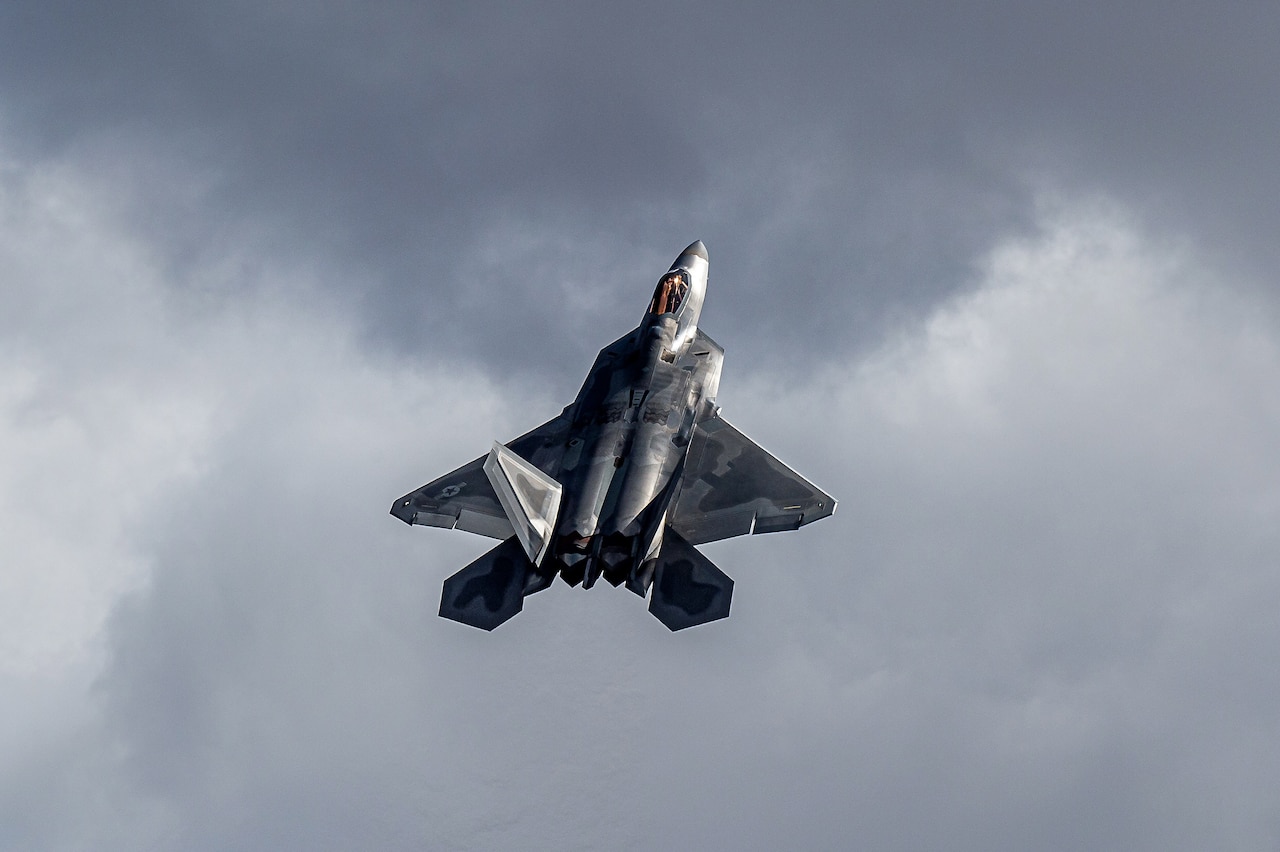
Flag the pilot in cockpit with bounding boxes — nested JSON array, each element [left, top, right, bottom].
[[649, 271, 690, 316]]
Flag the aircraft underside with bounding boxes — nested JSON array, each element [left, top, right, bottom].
[[438, 524, 734, 632], [390, 241, 835, 631]]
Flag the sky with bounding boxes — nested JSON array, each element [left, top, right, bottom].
[[2, 3, 1279, 849]]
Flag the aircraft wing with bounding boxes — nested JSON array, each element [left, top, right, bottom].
[[669, 415, 836, 545], [390, 412, 570, 540]]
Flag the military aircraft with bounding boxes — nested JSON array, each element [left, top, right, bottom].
[[391, 241, 835, 630]]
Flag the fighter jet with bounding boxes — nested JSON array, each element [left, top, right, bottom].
[[391, 241, 835, 630]]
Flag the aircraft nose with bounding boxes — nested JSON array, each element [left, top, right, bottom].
[[670, 240, 708, 269]]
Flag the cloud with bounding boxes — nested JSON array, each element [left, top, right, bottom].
[[714, 196, 1280, 850], [0, 149, 521, 850], [4, 144, 1280, 852], [0, 160, 212, 680], [4, 5, 1280, 848], [12, 2, 1280, 377]]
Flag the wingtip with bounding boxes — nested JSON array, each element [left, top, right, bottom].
[[390, 496, 416, 524]]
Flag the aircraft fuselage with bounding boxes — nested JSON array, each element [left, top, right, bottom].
[[548, 309, 723, 591], [391, 240, 835, 631]]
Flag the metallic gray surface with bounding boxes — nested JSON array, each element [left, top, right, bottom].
[[393, 241, 836, 630], [647, 528, 734, 631], [438, 536, 533, 631]]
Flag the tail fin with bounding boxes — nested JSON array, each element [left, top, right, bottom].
[[648, 528, 734, 631], [439, 537, 536, 630]]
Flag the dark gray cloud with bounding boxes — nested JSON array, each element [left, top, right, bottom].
[[7, 161, 1280, 849], [4, 5, 1280, 851], [6, 2, 1276, 378]]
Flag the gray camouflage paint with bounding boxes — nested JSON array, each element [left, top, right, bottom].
[[391, 242, 836, 630]]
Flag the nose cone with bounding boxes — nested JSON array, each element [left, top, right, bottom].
[[667, 239, 709, 300], [671, 240, 708, 269]]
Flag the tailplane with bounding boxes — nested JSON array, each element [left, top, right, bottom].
[[647, 528, 734, 631], [439, 537, 538, 630]]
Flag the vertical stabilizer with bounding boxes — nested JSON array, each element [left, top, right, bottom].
[[483, 441, 562, 566]]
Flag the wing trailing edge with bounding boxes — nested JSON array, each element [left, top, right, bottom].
[[670, 415, 836, 545]]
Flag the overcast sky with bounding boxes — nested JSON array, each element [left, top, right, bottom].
[[3, 3, 1280, 850]]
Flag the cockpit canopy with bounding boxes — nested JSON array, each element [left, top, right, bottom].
[[648, 270, 691, 316]]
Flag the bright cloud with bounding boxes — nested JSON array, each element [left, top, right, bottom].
[[3, 159, 1279, 850]]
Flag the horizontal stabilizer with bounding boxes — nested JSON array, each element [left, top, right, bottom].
[[648, 528, 733, 631], [439, 537, 533, 630]]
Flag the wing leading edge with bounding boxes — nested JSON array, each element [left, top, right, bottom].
[[669, 415, 836, 545], [390, 411, 570, 540]]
